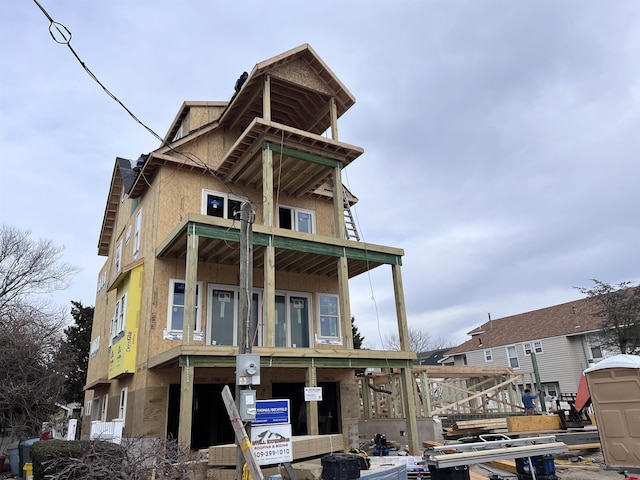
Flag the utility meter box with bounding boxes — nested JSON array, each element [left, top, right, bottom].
[[240, 389, 257, 421], [237, 354, 261, 385]]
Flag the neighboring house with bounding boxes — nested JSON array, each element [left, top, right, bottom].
[[82, 44, 419, 452], [417, 349, 453, 366], [443, 296, 606, 397]]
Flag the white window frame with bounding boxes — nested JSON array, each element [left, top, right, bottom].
[[274, 290, 313, 348], [317, 293, 340, 339], [206, 285, 264, 347], [90, 336, 100, 358], [167, 279, 203, 333], [97, 272, 106, 294], [118, 387, 128, 422], [523, 340, 543, 356], [101, 394, 109, 422], [506, 345, 520, 369], [114, 241, 123, 274], [587, 334, 603, 359], [201, 189, 247, 220], [133, 209, 142, 259], [484, 349, 493, 362], [277, 204, 316, 234], [84, 401, 92, 417], [111, 294, 127, 343]]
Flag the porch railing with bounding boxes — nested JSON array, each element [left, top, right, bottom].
[[89, 419, 124, 444]]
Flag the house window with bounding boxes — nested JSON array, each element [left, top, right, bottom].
[[207, 286, 263, 347], [523, 341, 543, 355], [118, 387, 128, 421], [167, 280, 202, 333], [110, 294, 127, 344], [506, 345, 520, 369], [275, 292, 311, 348], [484, 349, 492, 362], [202, 189, 246, 220], [114, 241, 123, 274], [133, 209, 142, 259], [318, 294, 340, 338], [101, 394, 109, 421], [96, 272, 106, 294], [278, 205, 315, 234], [90, 336, 100, 358], [84, 401, 92, 417], [587, 334, 603, 359]]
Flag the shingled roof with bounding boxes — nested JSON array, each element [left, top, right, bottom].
[[446, 296, 603, 355]]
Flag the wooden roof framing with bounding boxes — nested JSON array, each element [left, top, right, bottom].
[[219, 44, 355, 135]]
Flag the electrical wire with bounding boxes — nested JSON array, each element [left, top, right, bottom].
[[343, 168, 391, 367], [32, 0, 254, 203]]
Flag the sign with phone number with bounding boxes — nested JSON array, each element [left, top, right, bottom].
[[250, 424, 293, 465]]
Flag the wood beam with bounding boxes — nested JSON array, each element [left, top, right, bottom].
[[392, 264, 410, 352]]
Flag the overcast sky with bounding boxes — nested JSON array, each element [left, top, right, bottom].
[[1, 1, 638, 348]]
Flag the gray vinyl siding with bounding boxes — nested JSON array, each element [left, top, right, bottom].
[[457, 334, 594, 394]]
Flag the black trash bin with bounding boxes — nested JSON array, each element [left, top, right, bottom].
[[321, 454, 360, 480], [428, 465, 470, 480]]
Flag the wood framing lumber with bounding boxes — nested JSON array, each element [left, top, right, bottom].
[[485, 459, 516, 474], [567, 443, 601, 450], [507, 415, 562, 432], [208, 434, 345, 466]]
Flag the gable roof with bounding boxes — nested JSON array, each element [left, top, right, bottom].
[[219, 43, 355, 135], [445, 296, 603, 355]]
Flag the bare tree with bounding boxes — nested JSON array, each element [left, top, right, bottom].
[[0, 224, 78, 315], [0, 225, 78, 437], [383, 326, 452, 355], [0, 302, 68, 436], [577, 279, 640, 355]]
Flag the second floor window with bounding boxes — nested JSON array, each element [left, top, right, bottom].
[[167, 280, 202, 333], [278, 205, 315, 234], [587, 334, 603, 359], [506, 345, 519, 369], [523, 341, 543, 355], [484, 349, 492, 362], [318, 294, 340, 338]]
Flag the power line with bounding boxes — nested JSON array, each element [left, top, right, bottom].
[[31, 0, 255, 202]]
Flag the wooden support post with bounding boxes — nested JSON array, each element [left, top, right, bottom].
[[306, 366, 319, 435], [400, 364, 420, 455], [178, 224, 198, 447], [361, 379, 372, 419], [330, 97, 339, 140], [392, 264, 410, 352], [262, 144, 275, 347], [263, 75, 271, 121]]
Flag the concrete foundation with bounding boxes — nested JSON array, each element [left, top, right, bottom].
[[358, 418, 444, 448]]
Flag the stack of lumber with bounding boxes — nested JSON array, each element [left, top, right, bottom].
[[443, 418, 508, 438], [207, 434, 345, 480]]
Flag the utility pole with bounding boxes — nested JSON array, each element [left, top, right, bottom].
[[236, 201, 254, 479]]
